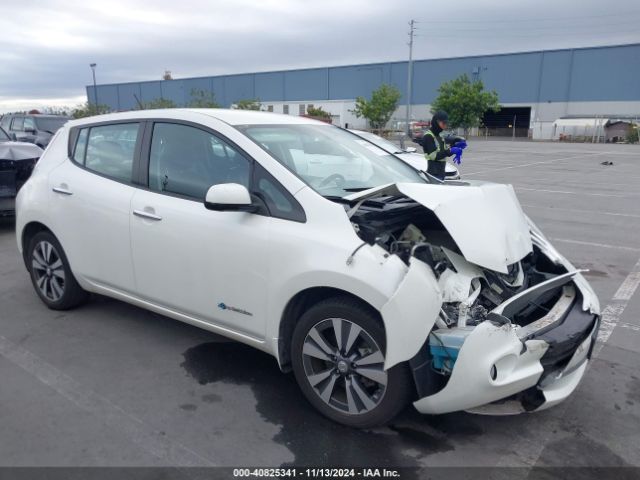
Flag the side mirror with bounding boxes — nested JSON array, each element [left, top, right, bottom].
[[204, 183, 257, 212], [404, 146, 417, 153], [10, 133, 17, 141]]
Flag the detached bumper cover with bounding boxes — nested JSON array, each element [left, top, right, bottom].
[[413, 277, 599, 415]]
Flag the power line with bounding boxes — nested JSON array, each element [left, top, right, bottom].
[[413, 10, 640, 24], [414, 18, 640, 32]]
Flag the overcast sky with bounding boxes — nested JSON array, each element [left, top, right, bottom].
[[1, 0, 639, 113]]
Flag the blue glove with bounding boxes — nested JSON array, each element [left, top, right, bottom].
[[454, 141, 467, 150], [450, 146, 463, 165]]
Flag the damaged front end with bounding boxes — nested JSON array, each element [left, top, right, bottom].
[[345, 182, 600, 415]]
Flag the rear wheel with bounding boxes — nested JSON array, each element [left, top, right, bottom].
[[291, 297, 412, 427], [27, 231, 87, 310]]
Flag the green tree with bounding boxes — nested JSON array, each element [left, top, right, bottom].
[[352, 84, 401, 129], [234, 98, 262, 110], [136, 98, 178, 110], [431, 74, 499, 133], [43, 106, 71, 116], [71, 102, 111, 118], [627, 123, 639, 144], [306, 105, 331, 121], [187, 89, 221, 108]]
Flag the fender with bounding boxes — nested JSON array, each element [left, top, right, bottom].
[[381, 258, 442, 369]]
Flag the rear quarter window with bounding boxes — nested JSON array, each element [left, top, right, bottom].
[[69, 123, 140, 183]]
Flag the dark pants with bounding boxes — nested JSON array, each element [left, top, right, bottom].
[[427, 160, 446, 180]]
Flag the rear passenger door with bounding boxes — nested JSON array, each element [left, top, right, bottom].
[[49, 122, 142, 292]]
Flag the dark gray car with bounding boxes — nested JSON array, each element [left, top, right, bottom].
[[0, 114, 70, 148], [0, 127, 42, 216]]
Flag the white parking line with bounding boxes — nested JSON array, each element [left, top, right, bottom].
[[548, 237, 640, 252], [464, 153, 599, 175], [619, 321, 640, 332], [522, 204, 640, 219], [516, 187, 636, 198], [0, 335, 216, 467], [503, 254, 640, 472], [595, 256, 640, 355]]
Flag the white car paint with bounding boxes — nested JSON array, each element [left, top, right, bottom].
[[381, 258, 442, 369], [0, 141, 43, 160], [16, 109, 600, 419], [349, 129, 460, 179], [345, 181, 532, 273]]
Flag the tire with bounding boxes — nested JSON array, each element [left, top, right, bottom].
[[291, 296, 413, 428], [27, 231, 88, 310]]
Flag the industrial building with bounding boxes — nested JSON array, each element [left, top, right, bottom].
[[87, 43, 640, 140]]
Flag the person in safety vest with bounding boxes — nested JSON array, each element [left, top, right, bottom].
[[422, 111, 465, 181]]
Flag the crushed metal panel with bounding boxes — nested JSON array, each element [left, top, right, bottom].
[[413, 322, 548, 414], [397, 182, 532, 273], [488, 270, 580, 323], [517, 285, 576, 338], [345, 181, 533, 273], [381, 258, 442, 370]]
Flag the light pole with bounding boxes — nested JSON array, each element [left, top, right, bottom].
[[405, 19, 416, 137], [90, 63, 98, 106]]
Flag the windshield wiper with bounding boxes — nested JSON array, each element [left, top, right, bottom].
[[342, 187, 375, 192], [322, 195, 350, 203]]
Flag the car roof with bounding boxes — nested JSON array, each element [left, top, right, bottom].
[[67, 108, 328, 127], [1, 114, 69, 118]]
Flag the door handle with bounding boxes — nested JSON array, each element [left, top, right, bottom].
[[52, 186, 73, 195], [133, 209, 162, 221]]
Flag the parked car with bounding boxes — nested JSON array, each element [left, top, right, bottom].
[[0, 127, 42, 216], [16, 109, 600, 427], [349, 129, 460, 180], [1, 114, 70, 149]]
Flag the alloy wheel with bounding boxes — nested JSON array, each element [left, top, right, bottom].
[[301, 318, 387, 415], [31, 240, 66, 302]]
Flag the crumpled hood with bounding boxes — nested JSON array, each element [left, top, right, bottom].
[[0, 141, 43, 161], [345, 181, 532, 273]]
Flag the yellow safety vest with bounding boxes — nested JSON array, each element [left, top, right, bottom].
[[423, 130, 446, 162]]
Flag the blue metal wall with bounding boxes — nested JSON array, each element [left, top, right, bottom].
[[87, 43, 640, 110]]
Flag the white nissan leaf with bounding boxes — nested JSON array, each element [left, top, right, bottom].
[[15, 109, 600, 427]]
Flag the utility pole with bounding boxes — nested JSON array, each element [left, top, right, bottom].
[[405, 19, 416, 136], [90, 63, 98, 106]]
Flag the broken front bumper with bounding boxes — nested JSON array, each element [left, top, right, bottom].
[[412, 274, 600, 415]]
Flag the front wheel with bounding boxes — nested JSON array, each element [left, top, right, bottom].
[[27, 231, 88, 310], [291, 297, 413, 427]]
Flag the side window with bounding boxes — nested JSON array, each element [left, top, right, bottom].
[[24, 117, 36, 131], [253, 163, 305, 222], [84, 123, 139, 183], [1, 116, 12, 131], [11, 117, 24, 131], [149, 122, 251, 200], [73, 128, 89, 164]]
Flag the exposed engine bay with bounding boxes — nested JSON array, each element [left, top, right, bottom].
[[348, 193, 579, 382]]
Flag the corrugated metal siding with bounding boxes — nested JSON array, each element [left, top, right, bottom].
[[88, 43, 640, 110]]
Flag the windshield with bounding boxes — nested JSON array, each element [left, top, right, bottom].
[[239, 124, 426, 198], [351, 130, 404, 154], [0, 127, 9, 142], [34, 116, 69, 133]]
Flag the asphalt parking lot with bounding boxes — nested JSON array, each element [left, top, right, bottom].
[[1, 140, 639, 471]]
